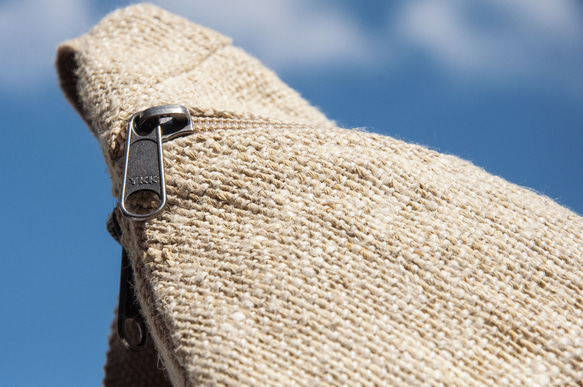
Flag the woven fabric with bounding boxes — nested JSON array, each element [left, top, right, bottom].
[[57, 4, 583, 386]]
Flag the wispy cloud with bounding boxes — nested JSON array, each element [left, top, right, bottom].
[[156, 0, 377, 72], [0, 0, 93, 91], [395, 0, 583, 90], [1, 0, 582, 96]]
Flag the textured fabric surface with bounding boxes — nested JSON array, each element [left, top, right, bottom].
[[57, 4, 583, 387]]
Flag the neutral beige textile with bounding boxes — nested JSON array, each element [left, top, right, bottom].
[[57, 4, 583, 386]]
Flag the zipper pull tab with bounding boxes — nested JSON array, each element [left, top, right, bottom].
[[118, 247, 148, 351], [120, 104, 193, 220], [107, 210, 148, 351], [120, 113, 165, 220]]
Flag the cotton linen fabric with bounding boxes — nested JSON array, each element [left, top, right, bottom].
[[57, 4, 583, 386]]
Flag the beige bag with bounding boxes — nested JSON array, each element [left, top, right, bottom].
[[57, 4, 583, 386]]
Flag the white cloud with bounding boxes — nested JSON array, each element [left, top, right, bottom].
[[152, 0, 377, 72], [156, 0, 583, 93], [2, 0, 581, 96], [1, 0, 377, 90], [396, 0, 489, 70], [395, 0, 583, 88], [0, 0, 93, 91]]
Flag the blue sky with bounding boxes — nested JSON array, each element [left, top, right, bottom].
[[1, 0, 582, 385]]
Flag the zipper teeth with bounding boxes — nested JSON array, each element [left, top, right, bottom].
[[190, 116, 311, 132], [112, 116, 308, 161]]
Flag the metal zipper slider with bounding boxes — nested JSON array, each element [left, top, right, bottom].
[[120, 104, 193, 220]]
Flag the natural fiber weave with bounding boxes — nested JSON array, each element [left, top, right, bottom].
[[57, 4, 583, 386]]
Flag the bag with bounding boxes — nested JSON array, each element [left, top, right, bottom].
[[57, 4, 583, 386]]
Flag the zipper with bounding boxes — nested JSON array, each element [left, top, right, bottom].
[[109, 104, 194, 351], [120, 104, 194, 220], [107, 210, 147, 351], [108, 106, 302, 350]]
